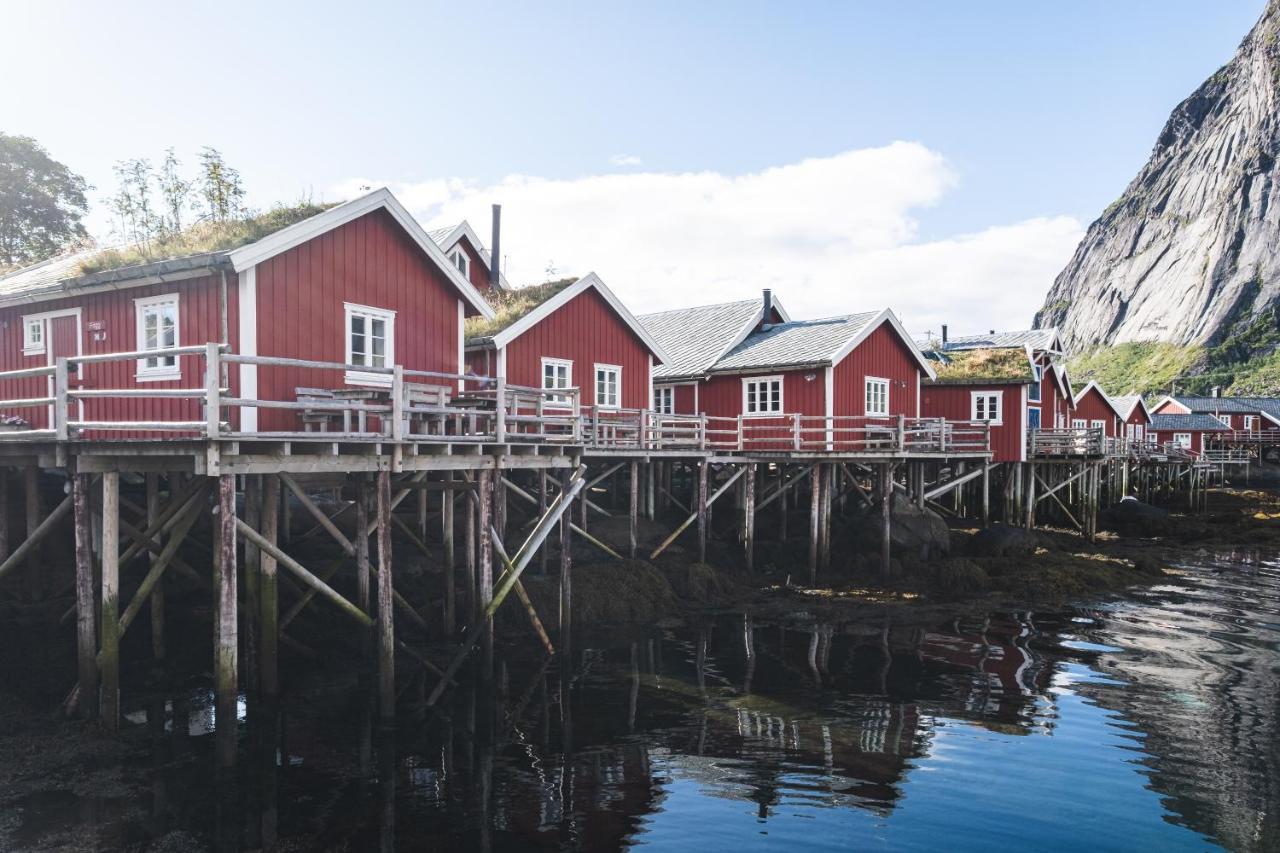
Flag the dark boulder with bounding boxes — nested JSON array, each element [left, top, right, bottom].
[[1100, 499, 1174, 537], [849, 492, 950, 560], [970, 524, 1042, 557]]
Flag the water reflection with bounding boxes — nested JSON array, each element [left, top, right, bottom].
[[10, 552, 1280, 850]]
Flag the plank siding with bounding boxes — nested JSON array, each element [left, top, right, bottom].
[[832, 323, 921, 418], [254, 209, 463, 432], [700, 369, 824, 448], [0, 273, 235, 434], [1072, 387, 1120, 436], [922, 383, 1024, 462]]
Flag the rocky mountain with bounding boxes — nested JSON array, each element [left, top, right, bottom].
[[1037, 1, 1280, 356]]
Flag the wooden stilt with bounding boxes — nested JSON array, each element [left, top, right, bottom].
[[559, 467, 573, 657], [215, 473, 237, 768], [820, 463, 832, 572], [73, 472, 97, 720], [696, 460, 709, 564], [243, 475, 260, 696], [23, 466, 41, 600], [466, 472, 477, 624], [981, 464, 990, 527], [443, 471, 456, 636], [376, 467, 395, 721], [809, 464, 820, 585], [146, 474, 164, 662], [355, 476, 371, 658], [879, 463, 892, 580], [538, 472, 549, 575], [1024, 463, 1036, 530], [743, 463, 756, 572], [646, 462, 655, 521], [478, 469, 494, 681], [778, 466, 788, 542], [629, 461, 639, 559], [260, 475, 280, 698], [100, 471, 120, 732], [0, 468, 8, 564]]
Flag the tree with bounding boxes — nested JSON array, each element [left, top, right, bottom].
[[108, 158, 161, 248], [157, 147, 191, 235], [0, 132, 89, 268], [198, 147, 244, 223]]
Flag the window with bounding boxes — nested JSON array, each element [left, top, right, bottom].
[[135, 294, 180, 379], [654, 385, 674, 415], [1135, 424, 1144, 441], [1245, 415, 1258, 432], [1028, 365, 1042, 402], [344, 302, 395, 385], [970, 391, 1003, 424], [1216, 414, 1231, 428], [1028, 408, 1041, 429], [1091, 419, 1105, 431], [864, 376, 889, 417], [449, 248, 469, 279], [22, 317, 44, 355], [542, 358, 572, 403], [1072, 418, 1087, 429], [1173, 432, 1192, 449], [594, 363, 621, 409], [743, 376, 783, 416]]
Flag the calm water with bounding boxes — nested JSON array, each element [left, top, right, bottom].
[[6, 551, 1280, 851]]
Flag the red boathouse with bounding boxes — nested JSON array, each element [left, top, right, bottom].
[[921, 347, 1037, 462]]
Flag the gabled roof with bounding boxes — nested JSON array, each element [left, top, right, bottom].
[[1051, 363, 1073, 401], [640, 297, 793, 381], [427, 220, 510, 291], [1158, 395, 1267, 414], [1110, 395, 1153, 422], [1150, 413, 1230, 432], [228, 188, 494, 318], [0, 188, 496, 319], [472, 272, 669, 362], [710, 308, 936, 379], [941, 328, 1063, 354], [1072, 380, 1126, 420]]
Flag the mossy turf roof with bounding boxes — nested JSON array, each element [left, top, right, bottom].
[[465, 278, 577, 341], [927, 347, 1034, 385]]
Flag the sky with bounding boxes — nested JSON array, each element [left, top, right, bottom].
[[1, 0, 1266, 337]]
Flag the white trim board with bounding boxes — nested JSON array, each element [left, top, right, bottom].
[[827, 308, 937, 380], [237, 265, 258, 432], [227, 187, 496, 321]]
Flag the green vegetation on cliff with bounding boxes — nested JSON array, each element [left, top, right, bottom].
[[1068, 343, 1204, 396]]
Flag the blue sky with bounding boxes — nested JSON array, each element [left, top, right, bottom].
[[2, 0, 1265, 332]]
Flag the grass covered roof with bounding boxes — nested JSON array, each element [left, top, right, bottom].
[[465, 278, 577, 340], [928, 347, 1035, 384], [77, 201, 339, 276]]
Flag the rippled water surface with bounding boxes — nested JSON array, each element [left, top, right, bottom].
[[6, 551, 1280, 851]]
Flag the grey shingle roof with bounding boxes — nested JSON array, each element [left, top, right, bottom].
[[941, 328, 1061, 352], [0, 249, 229, 304], [711, 312, 879, 374], [1168, 396, 1275, 413], [1150, 413, 1230, 432], [1110, 395, 1148, 419], [639, 299, 765, 380], [426, 224, 459, 246], [0, 248, 101, 299]]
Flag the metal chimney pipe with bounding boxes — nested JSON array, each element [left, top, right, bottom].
[[490, 204, 502, 289], [1211, 386, 1221, 398], [761, 289, 774, 331], [941, 324, 948, 345]]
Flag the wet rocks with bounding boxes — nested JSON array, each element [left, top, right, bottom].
[[848, 492, 950, 560], [969, 524, 1043, 557], [1100, 499, 1175, 537]]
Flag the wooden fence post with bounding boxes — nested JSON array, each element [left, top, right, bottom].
[[205, 343, 222, 439], [73, 472, 97, 720]]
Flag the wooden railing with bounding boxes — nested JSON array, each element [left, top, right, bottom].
[[701, 414, 990, 454], [1211, 429, 1280, 445], [1030, 428, 1105, 456]]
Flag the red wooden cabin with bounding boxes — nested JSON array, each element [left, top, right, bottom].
[[1111, 395, 1153, 443], [1070, 381, 1124, 437], [428, 219, 509, 299], [921, 347, 1036, 462], [1149, 413, 1229, 455], [0, 189, 494, 434], [1152, 395, 1280, 433], [464, 272, 668, 423], [640, 292, 790, 417], [936, 328, 1067, 430]]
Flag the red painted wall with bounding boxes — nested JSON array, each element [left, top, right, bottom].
[[921, 383, 1025, 462], [1071, 387, 1120, 436], [653, 382, 698, 414], [453, 235, 500, 299], [500, 287, 652, 410], [833, 322, 921, 419], [254, 208, 463, 432], [1039, 362, 1072, 429], [1152, 430, 1206, 455], [0, 273, 236, 434], [700, 368, 823, 448]]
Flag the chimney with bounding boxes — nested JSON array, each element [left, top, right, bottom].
[[490, 204, 502, 289], [1211, 386, 1221, 398], [941, 324, 949, 345], [761, 289, 774, 331]]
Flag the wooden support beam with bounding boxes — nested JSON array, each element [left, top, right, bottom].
[[236, 518, 373, 627], [146, 474, 164, 662], [560, 467, 574, 663], [355, 476, 371, 653], [260, 475, 280, 698], [215, 473, 237, 769], [697, 461, 709, 563], [501, 476, 622, 560], [880, 463, 893, 580], [101, 472, 120, 732], [809, 464, 821, 585], [756, 465, 811, 512], [0, 493, 72, 584], [376, 467, 395, 721], [443, 471, 456, 636], [649, 466, 746, 560], [490, 528, 554, 655], [478, 469, 494, 680], [922, 465, 987, 503], [743, 463, 756, 572], [0, 469, 8, 565], [629, 461, 639, 559], [24, 466, 41, 599], [117, 497, 202, 638], [243, 475, 261, 697], [72, 472, 97, 720]]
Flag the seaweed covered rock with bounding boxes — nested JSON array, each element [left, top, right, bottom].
[[970, 524, 1042, 557], [848, 492, 950, 559], [1100, 499, 1175, 537]]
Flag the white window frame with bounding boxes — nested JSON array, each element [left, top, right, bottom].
[[343, 302, 396, 386], [742, 375, 784, 417], [449, 247, 470, 280], [654, 385, 675, 415], [864, 376, 890, 417], [1072, 418, 1087, 429], [134, 293, 182, 381], [542, 357, 573, 405], [1216, 414, 1231, 428], [22, 316, 45, 356], [594, 363, 622, 410], [1244, 415, 1258, 432], [970, 390, 1003, 424], [1090, 419, 1106, 431], [1172, 432, 1192, 449]]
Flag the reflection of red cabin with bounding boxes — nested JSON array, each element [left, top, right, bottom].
[[1070, 381, 1123, 437], [428, 220, 509, 300], [464, 273, 667, 412], [0, 189, 494, 433]]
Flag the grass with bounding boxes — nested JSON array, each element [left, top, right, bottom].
[[930, 347, 1033, 383], [77, 201, 338, 276], [464, 278, 577, 339], [1068, 342, 1204, 396]]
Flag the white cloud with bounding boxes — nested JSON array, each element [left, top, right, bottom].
[[336, 142, 1082, 336], [609, 154, 643, 167]]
